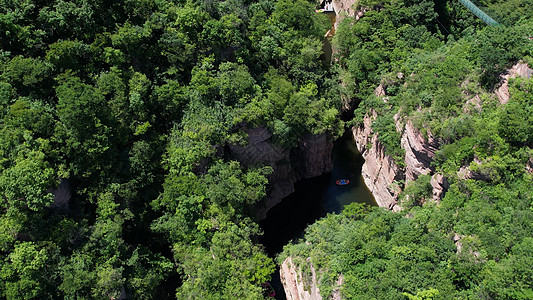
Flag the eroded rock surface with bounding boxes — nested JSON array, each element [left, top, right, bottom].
[[229, 127, 333, 219], [353, 109, 443, 209], [280, 257, 322, 300], [496, 62, 532, 104], [352, 111, 404, 210], [331, 0, 358, 28], [430, 174, 449, 203], [401, 121, 439, 182]]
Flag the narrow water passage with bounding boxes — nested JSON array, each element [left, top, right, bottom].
[[259, 131, 377, 298]]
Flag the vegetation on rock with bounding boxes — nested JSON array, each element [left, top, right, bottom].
[[0, 0, 531, 299], [282, 0, 533, 299], [0, 0, 340, 298]]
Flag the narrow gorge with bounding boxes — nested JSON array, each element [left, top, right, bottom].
[[273, 0, 533, 299], [278, 59, 533, 299], [0, 0, 531, 298]]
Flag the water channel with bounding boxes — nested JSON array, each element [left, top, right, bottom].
[[259, 130, 377, 299]]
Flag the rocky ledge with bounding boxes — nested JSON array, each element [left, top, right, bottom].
[[352, 110, 404, 210]]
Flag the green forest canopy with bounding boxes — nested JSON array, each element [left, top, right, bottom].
[[0, 0, 343, 298], [0, 0, 531, 299], [283, 0, 533, 299]]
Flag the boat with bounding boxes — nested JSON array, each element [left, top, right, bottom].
[[336, 179, 350, 186], [315, 9, 325, 13]]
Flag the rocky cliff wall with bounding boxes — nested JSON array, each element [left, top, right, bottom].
[[401, 121, 439, 182], [280, 257, 322, 300], [280, 256, 343, 300], [352, 85, 447, 210], [352, 110, 404, 210], [280, 59, 530, 300], [330, 0, 360, 29], [228, 127, 333, 219], [352, 62, 531, 210], [495, 62, 533, 104], [352, 111, 448, 210]]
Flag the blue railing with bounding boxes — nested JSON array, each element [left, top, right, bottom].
[[458, 0, 500, 26]]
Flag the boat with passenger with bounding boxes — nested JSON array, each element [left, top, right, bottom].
[[335, 179, 350, 186]]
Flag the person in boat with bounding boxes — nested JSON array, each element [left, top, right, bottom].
[[336, 179, 349, 185]]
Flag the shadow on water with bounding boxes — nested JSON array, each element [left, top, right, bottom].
[[259, 131, 376, 299]]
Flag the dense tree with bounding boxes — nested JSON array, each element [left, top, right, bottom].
[[0, 0, 531, 298]]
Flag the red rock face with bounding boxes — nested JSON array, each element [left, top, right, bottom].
[[280, 257, 322, 300], [430, 174, 449, 203], [401, 121, 439, 182], [352, 109, 445, 210], [350, 65, 533, 209]]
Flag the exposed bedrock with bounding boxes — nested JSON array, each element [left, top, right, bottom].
[[352, 79, 446, 210], [351, 62, 532, 210], [228, 127, 333, 219], [352, 110, 445, 210], [280, 256, 343, 300], [495, 62, 533, 104], [331, 0, 360, 28], [401, 121, 439, 182], [280, 257, 322, 300], [280, 50, 530, 300], [352, 110, 404, 210], [430, 173, 449, 203]]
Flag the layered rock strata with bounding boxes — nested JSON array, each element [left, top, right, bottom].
[[281, 256, 343, 300], [281, 55, 530, 300], [352, 62, 531, 210], [352, 110, 404, 210], [352, 84, 445, 210], [495, 62, 533, 104], [430, 174, 449, 203], [401, 121, 439, 182]]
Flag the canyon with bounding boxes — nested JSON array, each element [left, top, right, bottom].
[[259, 1, 533, 299], [280, 60, 532, 299]]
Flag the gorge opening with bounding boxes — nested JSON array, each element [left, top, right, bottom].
[[259, 130, 376, 298]]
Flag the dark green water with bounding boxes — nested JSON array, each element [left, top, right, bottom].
[[259, 130, 376, 298]]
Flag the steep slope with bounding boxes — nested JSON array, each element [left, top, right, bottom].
[[280, 0, 533, 297]]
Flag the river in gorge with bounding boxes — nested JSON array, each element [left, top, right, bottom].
[[259, 130, 377, 299]]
